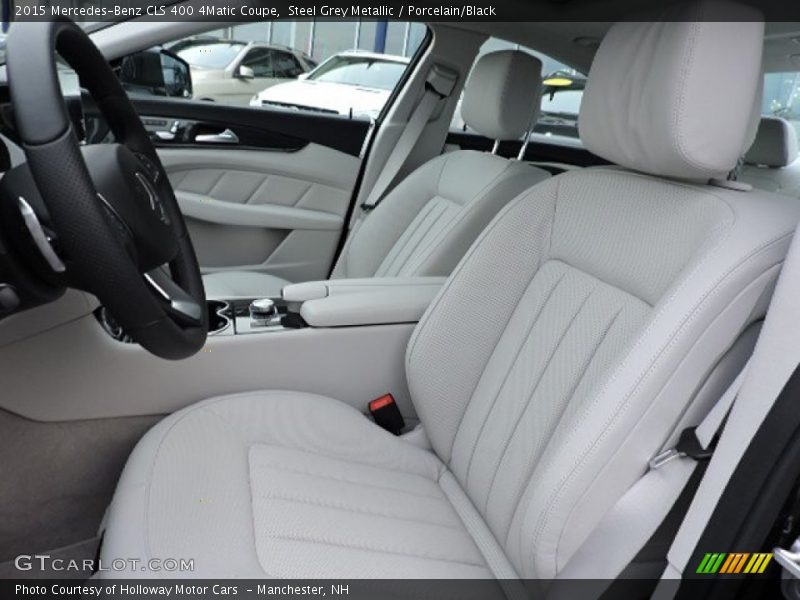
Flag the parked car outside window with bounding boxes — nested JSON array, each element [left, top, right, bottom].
[[249, 51, 410, 119], [173, 40, 316, 104]]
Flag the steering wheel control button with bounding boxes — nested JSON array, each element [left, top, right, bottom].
[[134, 152, 161, 182], [17, 196, 66, 273]]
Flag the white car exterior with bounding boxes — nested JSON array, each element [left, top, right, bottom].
[[250, 51, 410, 119]]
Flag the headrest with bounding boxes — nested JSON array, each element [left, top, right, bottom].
[[745, 117, 799, 168], [461, 50, 543, 141], [579, 1, 764, 180]]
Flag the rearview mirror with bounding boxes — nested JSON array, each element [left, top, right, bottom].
[[236, 65, 255, 80], [118, 48, 192, 98]]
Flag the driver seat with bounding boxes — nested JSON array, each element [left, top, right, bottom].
[[101, 9, 795, 580]]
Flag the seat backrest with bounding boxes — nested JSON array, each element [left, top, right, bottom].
[[332, 50, 550, 280], [739, 116, 800, 194], [407, 2, 800, 580]]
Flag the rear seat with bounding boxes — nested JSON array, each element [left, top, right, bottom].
[[739, 116, 800, 195]]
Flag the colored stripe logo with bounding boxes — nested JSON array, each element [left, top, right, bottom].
[[696, 552, 772, 574]]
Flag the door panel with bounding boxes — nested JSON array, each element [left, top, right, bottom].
[[158, 145, 358, 281], [123, 97, 370, 285], [131, 97, 369, 156]]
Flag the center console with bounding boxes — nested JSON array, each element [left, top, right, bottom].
[[207, 276, 447, 335], [2, 276, 447, 422], [207, 297, 291, 336]]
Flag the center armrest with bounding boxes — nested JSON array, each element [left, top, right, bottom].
[[282, 277, 446, 327]]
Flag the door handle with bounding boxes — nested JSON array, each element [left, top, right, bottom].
[[194, 128, 239, 144]]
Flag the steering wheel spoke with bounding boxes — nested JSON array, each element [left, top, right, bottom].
[[144, 268, 203, 326]]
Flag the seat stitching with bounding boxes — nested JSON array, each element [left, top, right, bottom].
[[257, 491, 464, 530], [143, 406, 270, 577], [383, 200, 452, 276], [403, 164, 549, 277], [481, 283, 597, 515], [434, 151, 451, 192], [239, 436, 441, 481], [405, 179, 551, 364], [375, 199, 441, 276], [264, 533, 487, 567], [397, 201, 462, 276], [252, 459, 443, 500], [437, 185, 560, 463], [551, 264, 784, 571], [502, 303, 625, 545], [378, 200, 449, 276], [532, 234, 792, 576], [461, 269, 568, 488]]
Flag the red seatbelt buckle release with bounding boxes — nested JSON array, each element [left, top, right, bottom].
[[368, 394, 405, 435]]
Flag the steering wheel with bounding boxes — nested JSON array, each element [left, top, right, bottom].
[[4, 19, 207, 359]]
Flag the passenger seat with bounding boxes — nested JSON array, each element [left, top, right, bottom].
[[203, 50, 551, 299], [739, 116, 800, 194]]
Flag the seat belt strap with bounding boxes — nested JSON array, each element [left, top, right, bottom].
[[358, 64, 457, 216], [656, 226, 800, 589], [650, 362, 750, 470], [555, 360, 750, 584]]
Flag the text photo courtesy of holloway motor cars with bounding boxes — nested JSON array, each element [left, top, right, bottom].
[[4, 0, 800, 599]]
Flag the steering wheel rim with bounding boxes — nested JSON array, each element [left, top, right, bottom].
[[6, 19, 207, 359]]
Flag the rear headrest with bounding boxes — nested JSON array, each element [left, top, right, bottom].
[[745, 117, 799, 168], [461, 50, 543, 141], [579, 0, 764, 180]]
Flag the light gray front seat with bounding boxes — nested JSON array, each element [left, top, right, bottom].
[[203, 50, 551, 299], [102, 11, 797, 580], [738, 116, 800, 194]]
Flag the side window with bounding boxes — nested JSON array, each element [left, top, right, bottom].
[[451, 38, 585, 140], [762, 72, 800, 142], [241, 48, 274, 78], [763, 73, 800, 120], [272, 51, 305, 79], [119, 21, 427, 113]]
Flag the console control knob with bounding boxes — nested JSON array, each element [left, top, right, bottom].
[[249, 298, 278, 325]]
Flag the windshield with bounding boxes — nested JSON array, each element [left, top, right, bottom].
[[177, 42, 245, 69], [309, 55, 406, 90]]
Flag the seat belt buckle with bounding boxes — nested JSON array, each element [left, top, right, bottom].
[[368, 394, 405, 435], [649, 427, 714, 470]]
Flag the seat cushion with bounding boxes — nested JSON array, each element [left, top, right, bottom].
[[100, 391, 507, 579], [203, 271, 290, 299]]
